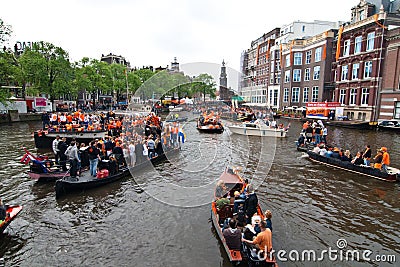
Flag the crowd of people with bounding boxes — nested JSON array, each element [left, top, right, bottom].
[[41, 110, 123, 136], [296, 120, 391, 173], [214, 178, 274, 257], [311, 144, 391, 172], [297, 120, 328, 146], [49, 112, 185, 179]]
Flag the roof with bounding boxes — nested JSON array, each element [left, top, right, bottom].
[[218, 170, 243, 184]]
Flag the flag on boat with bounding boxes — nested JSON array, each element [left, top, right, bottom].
[[20, 147, 41, 164], [20, 152, 35, 164]]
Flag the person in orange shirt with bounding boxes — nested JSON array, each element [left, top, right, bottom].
[[242, 220, 273, 254], [381, 147, 390, 173], [66, 114, 73, 123]]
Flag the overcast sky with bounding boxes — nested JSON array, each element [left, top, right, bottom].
[[2, 0, 356, 87]]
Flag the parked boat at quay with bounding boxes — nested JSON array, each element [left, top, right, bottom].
[[211, 168, 277, 266], [377, 120, 400, 131], [306, 151, 400, 182], [228, 119, 288, 137], [0, 205, 23, 234]]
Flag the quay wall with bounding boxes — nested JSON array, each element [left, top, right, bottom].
[[0, 110, 41, 124]]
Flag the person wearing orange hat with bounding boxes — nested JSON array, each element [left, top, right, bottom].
[[381, 147, 390, 173]]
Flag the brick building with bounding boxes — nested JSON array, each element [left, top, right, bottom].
[[379, 27, 400, 119], [280, 30, 336, 108], [240, 21, 339, 109], [332, 0, 400, 122]]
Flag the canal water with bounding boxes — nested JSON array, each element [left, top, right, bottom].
[[0, 118, 399, 267]]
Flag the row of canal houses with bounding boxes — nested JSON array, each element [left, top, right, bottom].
[[239, 0, 400, 122]]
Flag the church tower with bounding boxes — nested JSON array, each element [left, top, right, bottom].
[[170, 57, 180, 72], [219, 60, 227, 88]]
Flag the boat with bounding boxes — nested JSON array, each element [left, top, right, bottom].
[[55, 148, 179, 198], [196, 115, 224, 134], [1, 205, 23, 234], [211, 168, 277, 266], [28, 159, 70, 182], [165, 114, 188, 123], [228, 119, 288, 137], [306, 151, 400, 182], [20, 148, 70, 182], [34, 129, 107, 149], [377, 120, 400, 132]]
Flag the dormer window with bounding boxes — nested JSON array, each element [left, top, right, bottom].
[[359, 10, 365, 20]]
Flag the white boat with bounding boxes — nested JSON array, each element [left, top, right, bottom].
[[228, 119, 288, 137]]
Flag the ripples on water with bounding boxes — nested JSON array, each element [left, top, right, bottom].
[[0, 120, 399, 266]]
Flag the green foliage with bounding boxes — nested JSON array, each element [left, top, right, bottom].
[[134, 68, 155, 83], [18, 42, 73, 101], [0, 50, 17, 103], [0, 18, 12, 45], [192, 73, 217, 101]]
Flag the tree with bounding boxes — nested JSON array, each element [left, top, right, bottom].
[[134, 68, 154, 83], [192, 73, 216, 101], [0, 18, 12, 46], [0, 18, 13, 103], [19, 42, 73, 101]]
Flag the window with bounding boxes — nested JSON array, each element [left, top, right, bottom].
[[394, 102, 400, 119], [293, 69, 301, 82], [352, 63, 360, 80], [341, 65, 348, 81], [284, 70, 290, 83], [359, 10, 365, 21], [343, 40, 350, 56], [283, 88, 289, 102], [275, 73, 281, 84], [364, 61, 372, 78], [367, 32, 375, 51], [315, 47, 322, 62], [349, 88, 357, 105], [303, 87, 309, 103], [294, 52, 302, 65], [305, 50, 312, 64], [312, 86, 319, 102], [304, 68, 310, 81], [361, 88, 369, 105], [292, 87, 300, 102], [398, 74, 400, 90], [339, 89, 346, 104], [313, 66, 320, 80], [269, 90, 273, 106], [273, 89, 278, 106], [302, 25, 306, 32], [285, 55, 290, 67], [355, 36, 362, 54]]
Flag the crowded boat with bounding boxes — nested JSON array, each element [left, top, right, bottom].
[[295, 120, 399, 182], [197, 111, 224, 133], [211, 167, 277, 266]]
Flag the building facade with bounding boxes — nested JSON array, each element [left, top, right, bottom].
[[379, 27, 400, 119], [240, 21, 339, 109], [333, 0, 400, 122], [280, 30, 336, 109]]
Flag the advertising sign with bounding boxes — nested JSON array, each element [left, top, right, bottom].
[[34, 97, 47, 107], [306, 102, 341, 119]]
